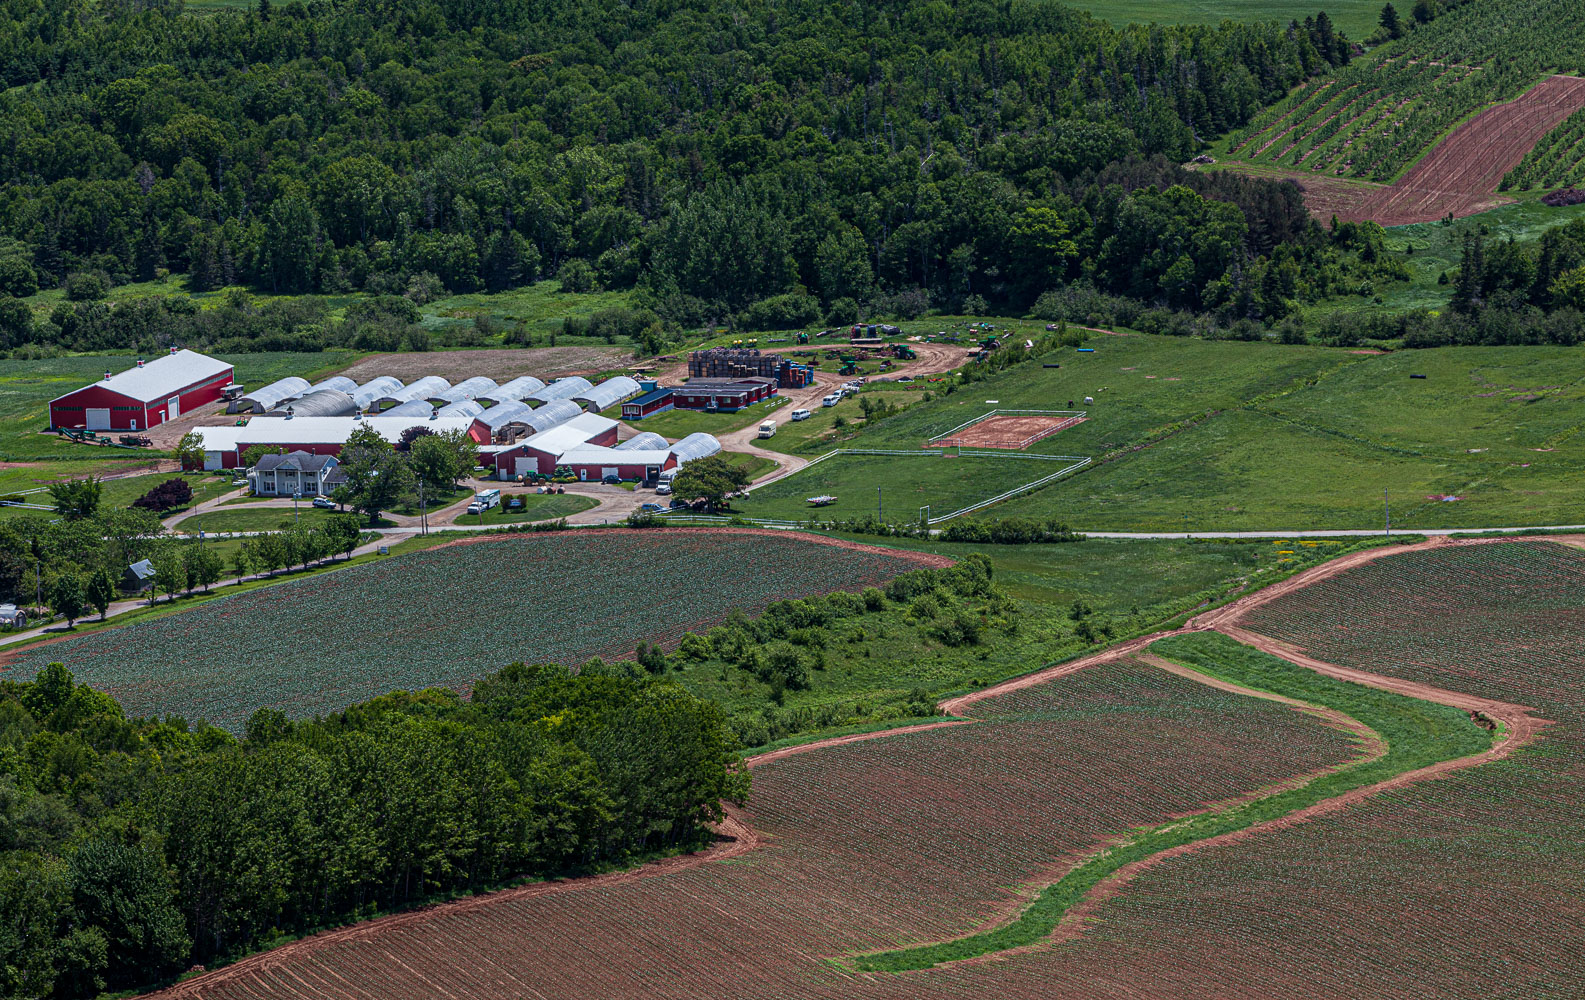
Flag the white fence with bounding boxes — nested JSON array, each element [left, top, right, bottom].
[[926, 408, 1086, 446]]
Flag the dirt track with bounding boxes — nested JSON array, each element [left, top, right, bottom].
[[1334, 75, 1585, 225], [335, 346, 634, 383], [138, 535, 1554, 998]]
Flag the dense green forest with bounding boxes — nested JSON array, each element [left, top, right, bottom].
[[0, 659, 746, 997], [0, 0, 1371, 349]]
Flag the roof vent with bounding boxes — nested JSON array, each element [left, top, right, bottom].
[[169, 346, 178, 355], [135, 359, 144, 367], [431, 408, 439, 420], [284, 406, 295, 420], [103, 371, 112, 381]]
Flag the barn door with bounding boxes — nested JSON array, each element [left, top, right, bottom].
[[86, 409, 110, 430], [168, 396, 181, 418]]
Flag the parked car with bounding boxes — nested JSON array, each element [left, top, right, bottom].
[[639, 502, 666, 513], [656, 483, 672, 495], [790, 408, 811, 421], [311, 496, 336, 509], [602, 474, 622, 484], [669, 498, 692, 509], [231, 478, 248, 487], [821, 394, 841, 407]]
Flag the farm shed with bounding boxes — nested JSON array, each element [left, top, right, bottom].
[[227, 376, 309, 414], [123, 559, 155, 593], [490, 413, 620, 477], [571, 376, 640, 412], [308, 375, 357, 395], [263, 389, 356, 418], [556, 432, 721, 482], [482, 376, 546, 404], [434, 376, 499, 403], [380, 399, 437, 418], [386, 376, 452, 405], [526, 376, 593, 405], [250, 451, 340, 498], [49, 349, 235, 432], [191, 415, 478, 468], [617, 432, 669, 451], [350, 377, 405, 410], [621, 387, 675, 420], [670, 378, 777, 412], [435, 399, 486, 420]]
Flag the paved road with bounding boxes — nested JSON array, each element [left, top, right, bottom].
[[1078, 525, 1585, 539]]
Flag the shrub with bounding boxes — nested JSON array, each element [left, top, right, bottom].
[[130, 478, 194, 512], [64, 271, 110, 301], [737, 291, 822, 330]]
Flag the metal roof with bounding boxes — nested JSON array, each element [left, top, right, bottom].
[[54, 349, 233, 405], [616, 432, 668, 451], [309, 375, 357, 395], [558, 445, 673, 466], [671, 432, 722, 463], [435, 399, 485, 419], [193, 415, 477, 452], [515, 414, 619, 458], [481, 376, 546, 403], [266, 389, 356, 418], [520, 398, 583, 435], [526, 376, 593, 404], [624, 387, 674, 407], [255, 450, 337, 473], [474, 399, 534, 431], [351, 376, 405, 409], [386, 376, 451, 404], [379, 399, 436, 418], [229, 376, 309, 414], [572, 376, 640, 412]]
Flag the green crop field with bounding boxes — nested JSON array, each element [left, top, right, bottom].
[[1214, 1, 1585, 183], [768, 334, 1585, 531], [1077, 0, 1383, 38], [0, 530, 942, 730]]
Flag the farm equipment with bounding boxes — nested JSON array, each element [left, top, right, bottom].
[[119, 434, 153, 447], [839, 358, 859, 375], [891, 343, 917, 360], [807, 495, 837, 507], [796, 331, 810, 344]]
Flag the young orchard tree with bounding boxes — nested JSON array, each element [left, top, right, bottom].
[[50, 572, 86, 626], [173, 432, 206, 471], [86, 566, 118, 621], [48, 476, 101, 520], [669, 456, 751, 513]]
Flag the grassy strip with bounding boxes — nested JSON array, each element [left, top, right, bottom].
[[850, 630, 1491, 972]]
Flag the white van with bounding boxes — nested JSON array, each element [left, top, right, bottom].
[[821, 394, 841, 407], [758, 420, 777, 438], [789, 408, 811, 421]]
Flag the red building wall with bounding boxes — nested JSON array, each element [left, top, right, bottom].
[[50, 367, 234, 431]]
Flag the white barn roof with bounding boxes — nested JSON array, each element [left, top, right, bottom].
[[55, 350, 232, 405], [193, 415, 477, 453], [559, 445, 673, 466], [516, 413, 618, 458], [526, 376, 593, 404]]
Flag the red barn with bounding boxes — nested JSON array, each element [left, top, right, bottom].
[[50, 349, 234, 432]]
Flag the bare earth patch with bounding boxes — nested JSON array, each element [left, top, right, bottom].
[[931, 414, 1086, 449]]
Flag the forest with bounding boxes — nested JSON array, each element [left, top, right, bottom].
[[0, 659, 747, 998], [0, 0, 1366, 343]]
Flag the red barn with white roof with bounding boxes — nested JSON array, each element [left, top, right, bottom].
[[49, 349, 234, 432]]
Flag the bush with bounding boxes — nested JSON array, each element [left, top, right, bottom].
[[64, 271, 111, 301], [938, 516, 1081, 544], [557, 258, 599, 293], [130, 478, 194, 512], [825, 297, 860, 325], [737, 291, 822, 330], [861, 587, 885, 611]]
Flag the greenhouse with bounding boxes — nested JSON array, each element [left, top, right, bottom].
[[616, 432, 668, 451], [267, 389, 356, 419], [386, 376, 452, 404], [672, 432, 723, 463], [228, 376, 309, 414], [526, 376, 592, 404], [350, 376, 404, 410], [434, 376, 498, 403], [520, 398, 583, 435], [482, 376, 546, 404], [308, 375, 357, 395], [572, 376, 640, 412], [381, 400, 437, 418], [436, 399, 485, 419]]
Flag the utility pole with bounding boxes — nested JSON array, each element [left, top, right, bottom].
[[1183, 512, 1190, 540], [418, 480, 427, 536], [1384, 488, 1390, 538], [877, 486, 882, 522], [293, 491, 300, 525]]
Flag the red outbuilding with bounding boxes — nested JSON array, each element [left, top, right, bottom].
[[50, 349, 235, 432]]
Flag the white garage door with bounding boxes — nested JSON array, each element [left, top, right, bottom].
[[168, 396, 181, 418], [86, 408, 110, 430], [514, 457, 535, 477], [203, 452, 223, 472]]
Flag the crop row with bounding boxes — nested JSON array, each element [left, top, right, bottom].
[[1503, 103, 1585, 188], [146, 658, 1364, 1000], [3, 530, 939, 731]]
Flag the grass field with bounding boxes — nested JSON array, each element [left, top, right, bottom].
[[781, 334, 1585, 530], [625, 401, 784, 440], [178, 505, 367, 533], [1076, 0, 1383, 36], [1, 530, 940, 729], [738, 452, 1067, 522], [0, 472, 234, 520], [458, 492, 597, 525]]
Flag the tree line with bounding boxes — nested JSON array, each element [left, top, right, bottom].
[[0, 0, 1364, 347]]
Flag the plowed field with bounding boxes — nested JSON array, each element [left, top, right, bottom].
[[145, 659, 1362, 1000], [1338, 75, 1585, 224]]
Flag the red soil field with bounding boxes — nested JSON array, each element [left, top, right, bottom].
[[1337, 74, 1585, 225], [147, 660, 1362, 1000], [930, 413, 1086, 449]]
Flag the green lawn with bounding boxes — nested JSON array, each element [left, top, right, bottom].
[[779, 334, 1585, 530], [1076, 0, 1384, 36], [759, 390, 927, 455], [0, 472, 233, 520], [738, 452, 1068, 522], [719, 451, 776, 481], [177, 505, 360, 533], [629, 399, 787, 439], [461, 492, 598, 525]]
